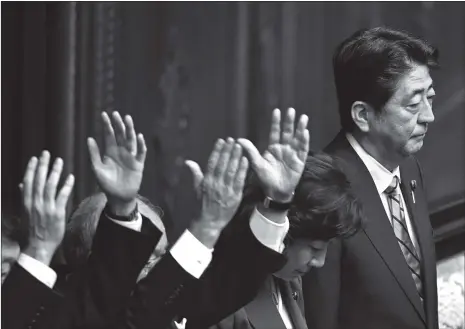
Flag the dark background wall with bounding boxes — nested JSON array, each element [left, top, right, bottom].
[[2, 2, 464, 258]]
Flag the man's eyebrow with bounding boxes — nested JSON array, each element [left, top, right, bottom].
[[408, 83, 434, 98]]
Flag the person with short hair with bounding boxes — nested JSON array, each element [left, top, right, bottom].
[[303, 26, 439, 329]]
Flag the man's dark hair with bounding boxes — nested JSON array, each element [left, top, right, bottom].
[[237, 152, 364, 245], [333, 26, 439, 132]]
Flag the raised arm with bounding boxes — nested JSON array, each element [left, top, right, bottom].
[[2, 151, 74, 329]]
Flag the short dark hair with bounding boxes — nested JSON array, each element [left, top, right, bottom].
[[237, 152, 364, 245], [333, 26, 439, 131]]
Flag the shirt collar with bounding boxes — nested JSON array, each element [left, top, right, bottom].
[[346, 133, 401, 195]]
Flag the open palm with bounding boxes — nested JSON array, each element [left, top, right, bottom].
[[88, 112, 147, 202], [238, 108, 310, 202]]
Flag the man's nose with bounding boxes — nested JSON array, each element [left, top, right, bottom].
[[310, 254, 326, 268], [419, 100, 435, 124]]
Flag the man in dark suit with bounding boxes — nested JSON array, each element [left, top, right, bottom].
[[303, 27, 439, 329], [2, 111, 161, 329], [2, 110, 252, 329]]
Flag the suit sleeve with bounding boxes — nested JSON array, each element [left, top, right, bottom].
[[302, 238, 342, 329], [51, 211, 161, 329], [115, 210, 288, 329], [181, 215, 288, 328], [1, 263, 62, 329]]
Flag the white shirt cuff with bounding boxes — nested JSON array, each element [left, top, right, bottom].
[[249, 207, 289, 253], [17, 253, 57, 288], [169, 230, 213, 279], [107, 212, 143, 232]]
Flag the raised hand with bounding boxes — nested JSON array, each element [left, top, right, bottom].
[[238, 108, 309, 202], [20, 151, 75, 266], [184, 138, 249, 249], [87, 111, 147, 215]]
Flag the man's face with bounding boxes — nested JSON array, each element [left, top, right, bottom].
[[367, 63, 436, 159], [1, 235, 20, 283], [273, 239, 329, 281]]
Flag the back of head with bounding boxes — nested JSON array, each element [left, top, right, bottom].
[[286, 153, 364, 243], [333, 26, 439, 132], [237, 152, 364, 245]]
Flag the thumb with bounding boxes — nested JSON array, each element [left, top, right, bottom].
[[184, 160, 204, 191], [237, 138, 263, 171]]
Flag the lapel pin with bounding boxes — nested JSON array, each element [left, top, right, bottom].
[[292, 291, 298, 300], [410, 180, 417, 204]]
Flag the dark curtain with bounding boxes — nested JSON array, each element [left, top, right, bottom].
[[2, 2, 464, 256]]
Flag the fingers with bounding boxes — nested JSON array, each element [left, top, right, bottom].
[[296, 129, 310, 160], [206, 139, 225, 175], [135, 133, 147, 163], [213, 138, 234, 178], [101, 111, 145, 162], [268, 109, 281, 145], [223, 143, 243, 186], [293, 114, 310, 159], [111, 111, 127, 146], [281, 107, 296, 144], [124, 115, 137, 155], [233, 156, 249, 193], [44, 158, 64, 204], [87, 137, 103, 170], [22, 156, 39, 210], [185, 160, 204, 191], [55, 174, 75, 211], [33, 151, 51, 206], [101, 112, 117, 153], [236, 138, 262, 171]]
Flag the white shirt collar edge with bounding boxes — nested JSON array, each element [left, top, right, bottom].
[[345, 133, 401, 194]]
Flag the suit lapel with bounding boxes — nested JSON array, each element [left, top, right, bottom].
[[326, 133, 426, 323], [244, 276, 287, 329], [279, 278, 308, 329]]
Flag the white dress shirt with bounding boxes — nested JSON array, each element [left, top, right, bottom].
[[17, 253, 58, 288], [346, 133, 419, 251]]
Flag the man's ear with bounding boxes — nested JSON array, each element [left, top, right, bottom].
[[351, 101, 372, 133]]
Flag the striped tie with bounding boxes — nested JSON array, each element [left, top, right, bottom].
[[385, 176, 424, 302]]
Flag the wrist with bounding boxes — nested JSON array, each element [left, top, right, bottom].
[[256, 202, 288, 224], [265, 190, 294, 203], [189, 220, 222, 249], [23, 245, 55, 266]]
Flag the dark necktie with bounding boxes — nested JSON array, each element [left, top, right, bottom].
[[385, 176, 424, 301]]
